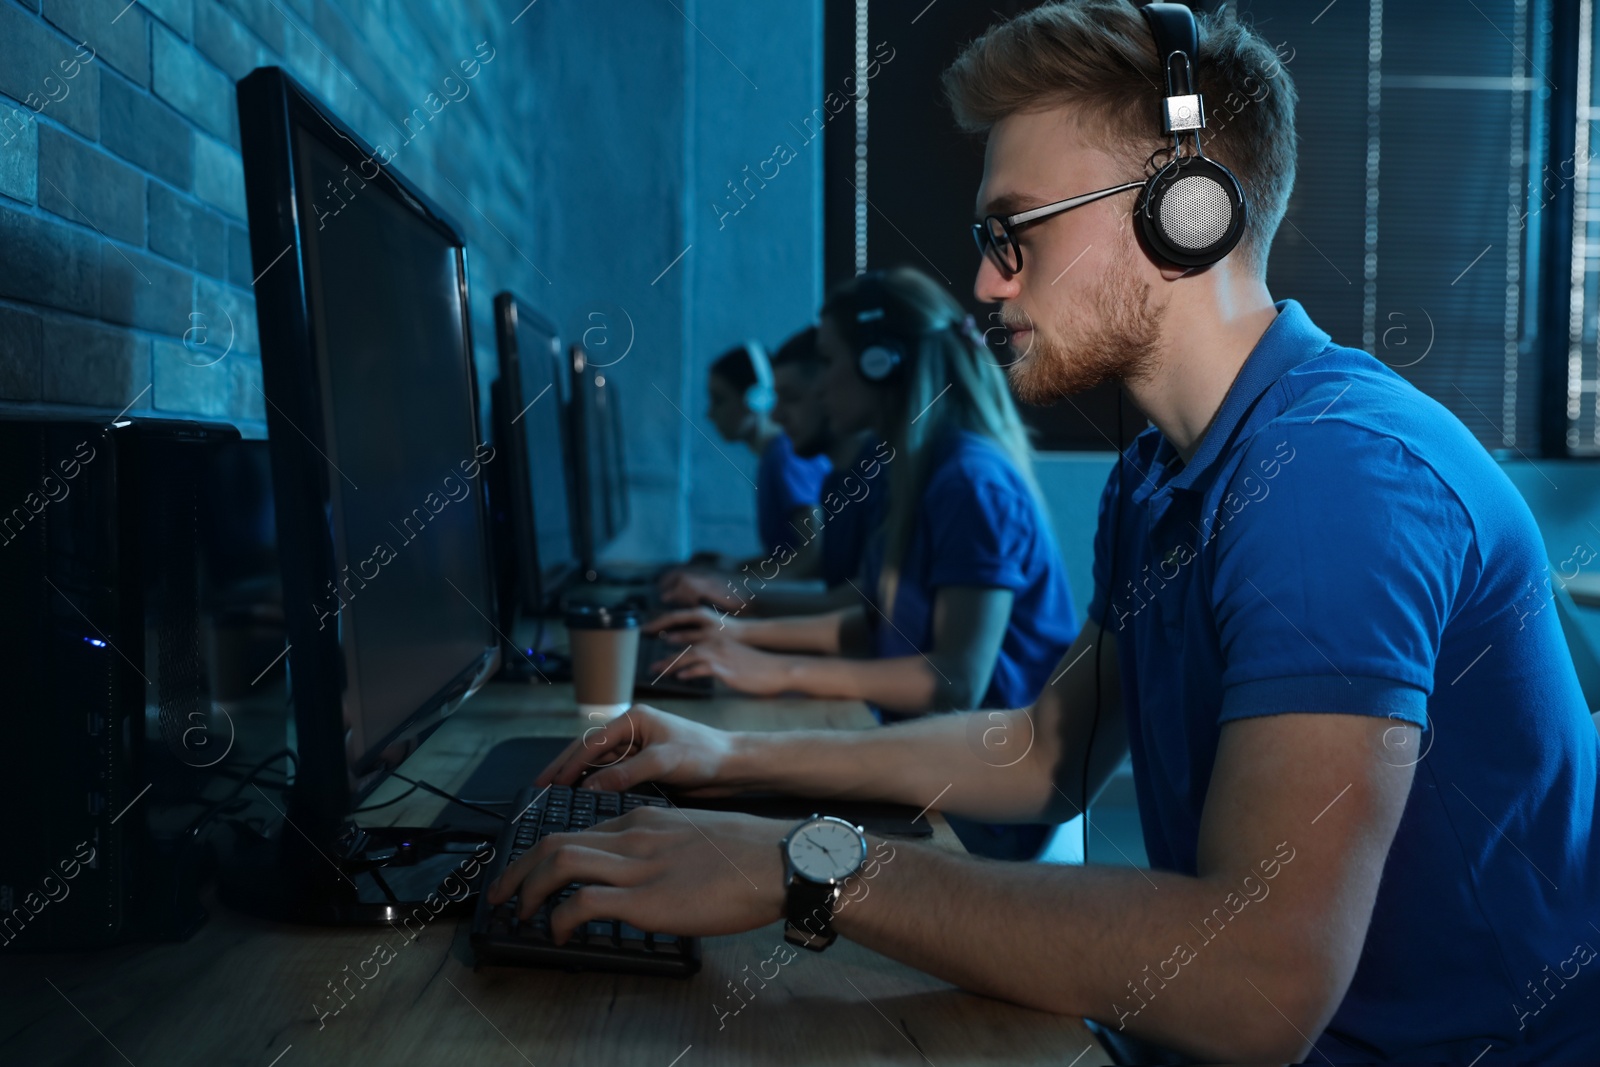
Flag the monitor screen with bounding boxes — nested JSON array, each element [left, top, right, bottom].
[[567, 348, 628, 567], [295, 130, 495, 767], [592, 370, 629, 546], [241, 68, 498, 820], [494, 295, 574, 613]]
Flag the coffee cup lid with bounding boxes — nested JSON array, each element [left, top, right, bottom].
[[564, 602, 642, 629]]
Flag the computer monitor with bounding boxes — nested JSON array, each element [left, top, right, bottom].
[[593, 369, 630, 546], [567, 345, 630, 575], [233, 67, 499, 920], [490, 293, 575, 617]]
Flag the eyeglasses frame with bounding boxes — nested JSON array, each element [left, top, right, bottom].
[[971, 179, 1147, 274]]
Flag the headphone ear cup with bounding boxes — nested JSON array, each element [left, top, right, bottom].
[[745, 381, 776, 414], [857, 344, 901, 383], [1136, 156, 1247, 269]]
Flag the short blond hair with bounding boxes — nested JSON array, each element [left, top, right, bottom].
[[943, 0, 1298, 276]]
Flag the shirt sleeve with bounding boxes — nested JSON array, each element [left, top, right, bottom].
[[924, 465, 1036, 591], [1211, 422, 1471, 727]]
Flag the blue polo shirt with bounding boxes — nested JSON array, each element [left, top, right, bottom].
[[818, 437, 891, 587], [862, 429, 1077, 715], [755, 432, 830, 555], [1086, 300, 1600, 1062]]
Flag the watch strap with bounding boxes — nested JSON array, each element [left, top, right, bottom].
[[784, 876, 839, 951]]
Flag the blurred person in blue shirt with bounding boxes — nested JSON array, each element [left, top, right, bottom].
[[660, 325, 888, 616], [661, 340, 831, 581], [647, 268, 1078, 857]]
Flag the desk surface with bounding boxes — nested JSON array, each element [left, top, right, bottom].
[[0, 681, 1109, 1066]]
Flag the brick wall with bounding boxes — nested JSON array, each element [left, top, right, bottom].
[[0, 0, 542, 439], [0, 0, 824, 562]]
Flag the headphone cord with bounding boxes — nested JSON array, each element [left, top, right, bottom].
[[1085, 390, 1124, 861]]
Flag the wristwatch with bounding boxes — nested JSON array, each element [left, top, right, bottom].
[[781, 814, 868, 951]]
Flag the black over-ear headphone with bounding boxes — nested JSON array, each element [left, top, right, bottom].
[[846, 270, 982, 383], [857, 321, 903, 383], [850, 271, 908, 383], [1135, 3, 1248, 269]]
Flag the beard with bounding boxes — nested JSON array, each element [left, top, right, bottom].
[[1004, 243, 1165, 406]]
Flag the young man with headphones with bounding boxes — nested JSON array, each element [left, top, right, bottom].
[[489, 3, 1600, 1062]]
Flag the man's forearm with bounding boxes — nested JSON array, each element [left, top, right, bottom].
[[834, 840, 1317, 1063], [735, 611, 846, 654], [747, 582, 858, 618], [782, 654, 929, 708], [722, 708, 1059, 822], [780, 654, 951, 712]]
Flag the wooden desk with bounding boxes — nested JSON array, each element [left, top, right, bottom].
[[0, 682, 1109, 1066]]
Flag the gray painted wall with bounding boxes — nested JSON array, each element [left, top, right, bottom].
[[520, 0, 823, 562]]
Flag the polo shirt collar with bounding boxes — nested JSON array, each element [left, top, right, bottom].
[[1165, 299, 1329, 492]]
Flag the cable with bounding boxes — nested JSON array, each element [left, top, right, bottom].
[[351, 779, 422, 813], [1086, 390, 1124, 862], [387, 772, 508, 821], [208, 765, 291, 788], [184, 748, 299, 840]]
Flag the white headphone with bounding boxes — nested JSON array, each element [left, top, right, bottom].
[[744, 340, 776, 414]]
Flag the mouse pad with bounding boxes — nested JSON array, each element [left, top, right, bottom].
[[432, 736, 933, 838]]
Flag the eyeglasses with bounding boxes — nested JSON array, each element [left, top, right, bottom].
[[972, 180, 1146, 274]]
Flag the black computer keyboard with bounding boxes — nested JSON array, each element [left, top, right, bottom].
[[470, 784, 701, 976], [635, 634, 714, 698]]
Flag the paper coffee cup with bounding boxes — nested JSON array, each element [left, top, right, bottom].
[[566, 602, 641, 720], [576, 701, 632, 721]]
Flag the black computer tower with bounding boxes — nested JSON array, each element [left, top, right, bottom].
[[0, 415, 252, 949]]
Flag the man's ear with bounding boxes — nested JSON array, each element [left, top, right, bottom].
[[1158, 262, 1196, 282]]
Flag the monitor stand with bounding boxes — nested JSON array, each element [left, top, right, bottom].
[[217, 820, 495, 925]]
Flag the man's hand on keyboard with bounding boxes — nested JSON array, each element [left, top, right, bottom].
[[656, 569, 742, 611], [483, 805, 788, 941], [646, 635, 794, 697], [535, 704, 744, 796], [645, 605, 750, 643]]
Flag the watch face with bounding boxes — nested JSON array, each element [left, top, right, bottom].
[[786, 817, 866, 882]]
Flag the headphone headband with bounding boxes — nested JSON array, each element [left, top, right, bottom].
[[744, 340, 775, 413], [846, 271, 969, 383], [1133, 2, 1247, 268], [1143, 3, 1205, 133]]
